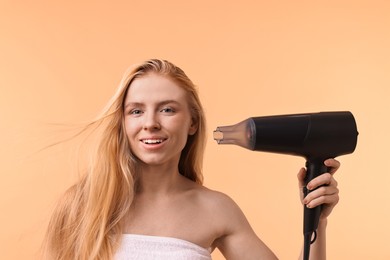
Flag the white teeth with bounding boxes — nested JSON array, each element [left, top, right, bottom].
[[142, 139, 163, 144]]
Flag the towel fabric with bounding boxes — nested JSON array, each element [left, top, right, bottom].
[[115, 234, 212, 260]]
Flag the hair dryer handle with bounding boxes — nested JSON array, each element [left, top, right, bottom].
[[303, 160, 329, 260], [303, 160, 329, 234]]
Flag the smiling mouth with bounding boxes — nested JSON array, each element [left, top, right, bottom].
[[141, 139, 166, 144]]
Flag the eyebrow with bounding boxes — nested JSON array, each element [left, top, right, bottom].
[[124, 100, 181, 110]]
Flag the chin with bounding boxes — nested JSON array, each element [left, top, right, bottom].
[[137, 156, 176, 168]]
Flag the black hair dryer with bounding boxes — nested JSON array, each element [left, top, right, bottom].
[[213, 111, 358, 260]]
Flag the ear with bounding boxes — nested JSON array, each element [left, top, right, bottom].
[[188, 120, 198, 136]]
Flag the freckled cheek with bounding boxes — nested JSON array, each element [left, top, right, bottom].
[[169, 123, 190, 138], [168, 118, 192, 141]]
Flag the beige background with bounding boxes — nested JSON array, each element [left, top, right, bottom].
[[1, 1, 389, 259]]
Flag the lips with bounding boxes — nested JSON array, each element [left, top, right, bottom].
[[140, 138, 167, 145]]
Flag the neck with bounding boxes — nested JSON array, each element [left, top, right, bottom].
[[136, 162, 184, 196]]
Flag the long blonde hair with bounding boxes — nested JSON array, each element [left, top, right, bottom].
[[42, 59, 207, 259]]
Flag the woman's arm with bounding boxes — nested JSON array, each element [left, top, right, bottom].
[[211, 192, 278, 260]]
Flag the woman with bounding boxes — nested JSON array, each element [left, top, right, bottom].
[[43, 59, 340, 259]]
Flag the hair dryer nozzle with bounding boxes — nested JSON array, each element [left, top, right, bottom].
[[213, 118, 256, 150], [213, 130, 224, 143]]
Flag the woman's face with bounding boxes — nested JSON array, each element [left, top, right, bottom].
[[123, 73, 197, 168]]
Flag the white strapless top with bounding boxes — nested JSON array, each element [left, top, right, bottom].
[[115, 234, 212, 260]]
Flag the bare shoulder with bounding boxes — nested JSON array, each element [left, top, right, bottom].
[[188, 184, 250, 236], [180, 176, 234, 205], [179, 180, 244, 229], [196, 186, 243, 217], [193, 185, 278, 259], [184, 181, 242, 216]]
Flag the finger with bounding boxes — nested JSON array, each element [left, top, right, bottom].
[[297, 167, 308, 202], [324, 158, 341, 174], [297, 167, 307, 188], [305, 192, 339, 209], [307, 173, 338, 191], [303, 185, 339, 205]]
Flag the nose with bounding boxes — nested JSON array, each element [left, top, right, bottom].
[[143, 112, 161, 131]]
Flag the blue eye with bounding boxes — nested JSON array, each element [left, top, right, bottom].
[[130, 109, 143, 115], [161, 107, 175, 113]]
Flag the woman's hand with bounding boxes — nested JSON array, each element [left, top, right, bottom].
[[297, 159, 341, 220]]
